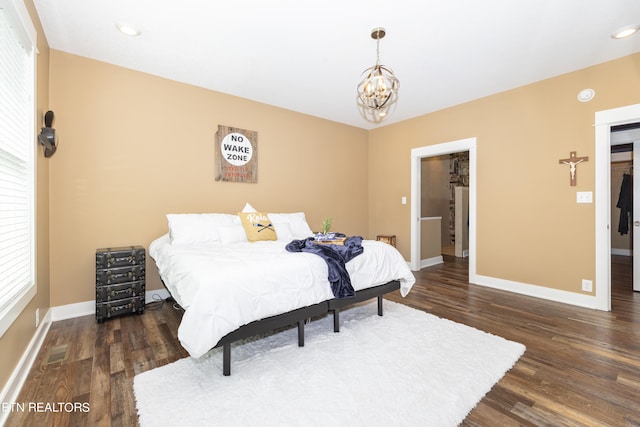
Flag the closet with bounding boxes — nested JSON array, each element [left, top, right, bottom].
[[420, 152, 469, 263], [610, 144, 632, 257]]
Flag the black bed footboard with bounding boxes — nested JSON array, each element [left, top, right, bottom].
[[214, 301, 328, 376], [213, 280, 401, 376], [328, 280, 400, 332]]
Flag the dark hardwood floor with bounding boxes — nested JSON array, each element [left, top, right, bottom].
[[388, 255, 640, 427], [6, 255, 640, 426]]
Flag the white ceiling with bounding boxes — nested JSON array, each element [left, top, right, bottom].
[[33, 0, 640, 130]]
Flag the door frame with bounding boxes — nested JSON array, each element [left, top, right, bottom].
[[410, 137, 477, 284], [635, 140, 640, 292], [595, 103, 640, 311]]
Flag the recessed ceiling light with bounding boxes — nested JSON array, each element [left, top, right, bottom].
[[577, 88, 595, 103], [611, 25, 640, 39], [116, 23, 141, 37]]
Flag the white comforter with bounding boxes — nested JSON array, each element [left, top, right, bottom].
[[149, 234, 415, 358]]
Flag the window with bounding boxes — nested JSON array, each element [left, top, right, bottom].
[[0, 0, 36, 337]]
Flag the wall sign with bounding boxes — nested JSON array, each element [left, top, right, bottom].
[[215, 125, 258, 183]]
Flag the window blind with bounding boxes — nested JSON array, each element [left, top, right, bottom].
[[0, 0, 36, 334]]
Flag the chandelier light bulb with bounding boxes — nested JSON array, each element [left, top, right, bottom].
[[375, 74, 386, 95], [364, 81, 373, 97]]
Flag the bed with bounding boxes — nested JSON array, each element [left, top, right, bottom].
[[149, 210, 415, 375]]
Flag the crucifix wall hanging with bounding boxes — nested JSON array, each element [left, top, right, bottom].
[[558, 151, 589, 186]]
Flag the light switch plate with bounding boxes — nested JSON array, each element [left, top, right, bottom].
[[576, 191, 592, 203]]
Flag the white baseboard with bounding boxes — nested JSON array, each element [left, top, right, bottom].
[[51, 300, 94, 322], [421, 256, 444, 268], [51, 289, 171, 321], [0, 308, 52, 427], [473, 274, 600, 310]]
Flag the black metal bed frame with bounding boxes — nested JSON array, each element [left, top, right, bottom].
[[213, 280, 401, 376]]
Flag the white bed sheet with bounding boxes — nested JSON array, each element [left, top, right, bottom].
[[149, 234, 415, 358]]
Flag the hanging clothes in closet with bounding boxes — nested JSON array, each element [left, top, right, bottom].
[[617, 172, 633, 235]]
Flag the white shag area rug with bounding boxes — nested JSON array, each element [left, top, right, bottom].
[[134, 301, 525, 427]]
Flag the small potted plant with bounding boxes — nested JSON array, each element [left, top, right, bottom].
[[315, 217, 335, 241]]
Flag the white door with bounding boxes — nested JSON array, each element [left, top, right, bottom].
[[634, 140, 640, 291]]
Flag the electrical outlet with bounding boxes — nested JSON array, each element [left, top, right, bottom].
[[582, 279, 593, 292], [35, 308, 39, 327]]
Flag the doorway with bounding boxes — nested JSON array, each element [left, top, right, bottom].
[[595, 103, 640, 311], [420, 154, 469, 260], [410, 137, 477, 284], [610, 126, 640, 295]]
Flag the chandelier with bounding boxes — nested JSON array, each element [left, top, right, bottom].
[[356, 27, 400, 123]]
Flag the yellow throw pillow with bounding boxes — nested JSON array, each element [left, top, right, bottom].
[[238, 212, 278, 242]]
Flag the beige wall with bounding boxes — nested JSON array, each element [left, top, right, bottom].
[[455, 187, 469, 258], [369, 53, 640, 295], [420, 218, 442, 260], [0, 0, 51, 396], [421, 155, 450, 244], [48, 50, 370, 306]]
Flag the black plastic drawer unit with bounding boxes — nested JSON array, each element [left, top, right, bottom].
[[96, 246, 145, 322]]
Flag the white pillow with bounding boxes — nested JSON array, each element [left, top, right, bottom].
[[273, 221, 294, 242], [233, 202, 259, 224], [242, 202, 257, 212], [167, 213, 236, 245], [268, 212, 314, 239], [218, 224, 249, 245]]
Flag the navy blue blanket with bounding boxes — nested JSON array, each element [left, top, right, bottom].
[[285, 236, 364, 298]]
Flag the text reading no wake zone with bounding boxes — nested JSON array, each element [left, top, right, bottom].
[[221, 133, 253, 166]]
